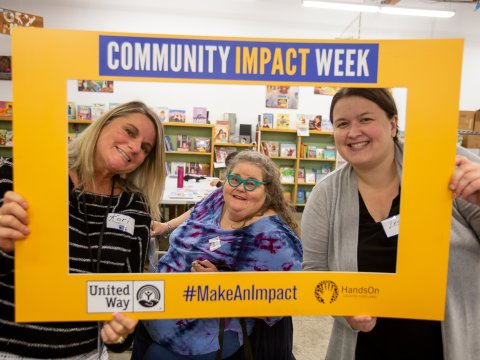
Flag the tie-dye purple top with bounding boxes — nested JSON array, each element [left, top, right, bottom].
[[143, 188, 302, 356]]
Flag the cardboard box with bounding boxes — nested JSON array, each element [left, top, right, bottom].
[[474, 110, 480, 131], [462, 134, 480, 149], [458, 111, 475, 131]]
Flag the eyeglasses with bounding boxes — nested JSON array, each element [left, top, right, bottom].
[[226, 174, 268, 192]]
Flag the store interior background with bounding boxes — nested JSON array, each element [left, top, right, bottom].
[[1, 1, 479, 359]]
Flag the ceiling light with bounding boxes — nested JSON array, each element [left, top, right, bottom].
[[379, 6, 455, 18], [302, 1, 379, 13], [302, 0, 455, 18]]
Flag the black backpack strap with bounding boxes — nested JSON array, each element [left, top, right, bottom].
[[216, 318, 226, 360], [240, 318, 254, 360]]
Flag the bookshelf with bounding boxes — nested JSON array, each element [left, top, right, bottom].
[[258, 128, 336, 208], [212, 142, 256, 179], [0, 116, 13, 158], [163, 122, 215, 176]]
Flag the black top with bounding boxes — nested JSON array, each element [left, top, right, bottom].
[[355, 190, 443, 360], [0, 159, 151, 358]]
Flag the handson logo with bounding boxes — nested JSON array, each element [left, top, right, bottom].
[[314, 281, 339, 304]]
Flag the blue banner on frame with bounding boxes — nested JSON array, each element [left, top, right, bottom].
[[99, 35, 379, 83]]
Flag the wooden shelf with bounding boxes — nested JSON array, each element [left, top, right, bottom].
[[163, 122, 214, 128], [258, 128, 336, 207], [68, 120, 93, 124], [213, 142, 254, 147], [0, 145, 12, 148], [299, 158, 336, 162], [166, 151, 212, 156], [0, 116, 12, 122]]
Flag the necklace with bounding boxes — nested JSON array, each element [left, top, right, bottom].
[[81, 177, 116, 273]]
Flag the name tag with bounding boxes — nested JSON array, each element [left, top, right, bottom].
[[209, 236, 222, 251], [107, 213, 135, 235], [381, 215, 400, 238]]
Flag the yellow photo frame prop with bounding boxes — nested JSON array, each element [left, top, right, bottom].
[[13, 28, 462, 322]]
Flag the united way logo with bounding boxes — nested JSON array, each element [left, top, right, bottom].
[[315, 281, 339, 304], [136, 285, 161, 308]]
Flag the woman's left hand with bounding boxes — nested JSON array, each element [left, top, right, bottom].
[[449, 155, 480, 206], [101, 312, 138, 345], [191, 259, 218, 272]]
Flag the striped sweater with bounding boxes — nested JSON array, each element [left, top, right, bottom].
[[0, 159, 151, 358]]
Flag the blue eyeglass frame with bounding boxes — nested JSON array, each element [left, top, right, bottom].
[[226, 173, 268, 192]]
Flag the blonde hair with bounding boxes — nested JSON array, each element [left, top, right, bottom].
[[227, 150, 299, 236], [68, 101, 165, 220]]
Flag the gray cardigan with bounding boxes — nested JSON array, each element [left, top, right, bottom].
[[301, 143, 480, 360]]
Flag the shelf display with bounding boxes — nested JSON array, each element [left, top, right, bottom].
[[258, 128, 336, 207]]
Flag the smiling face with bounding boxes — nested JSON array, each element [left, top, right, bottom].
[[223, 161, 267, 221], [94, 113, 156, 177], [332, 96, 397, 170]]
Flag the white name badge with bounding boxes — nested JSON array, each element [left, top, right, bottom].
[[381, 215, 400, 238], [209, 236, 222, 251], [107, 213, 135, 235]]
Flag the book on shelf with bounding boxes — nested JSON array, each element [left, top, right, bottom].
[[0, 129, 11, 147], [67, 102, 76, 121], [305, 169, 317, 184], [321, 118, 334, 132], [266, 141, 280, 157], [76, 105, 91, 121], [176, 135, 192, 152], [186, 162, 211, 176], [0, 101, 13, 117], [280, 143, 296, 158], [321, 162, 332, 174], [157, 107, 169, 122], [169, 109, 186, 123], [296, 188, 306, 205], [276, 113, 291, 129], [218, 168, 228, 181], [283, 191, 293, 204], [223, 113, 237, 134], [170, 161, 186, 176], [260, 142, 269, 156], [193, 107, 208, 124], [296, 114, 309, 136], [316, 148, 324, 159], [307, 145, 317, 159], [215, 146, 237, 163], [279, 166, 295, 183], [214, 122, 230, 143], [261, 113, 274, 128], [309, 115, 322, 131], [91, 103, 106, 121], [323, 149, 336, 160], [297, 167, 305, 183], [165, 135, 174, 151], [194, 137, 211, 152]]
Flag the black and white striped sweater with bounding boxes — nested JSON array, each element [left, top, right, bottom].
[[0, 160, 151, 358]]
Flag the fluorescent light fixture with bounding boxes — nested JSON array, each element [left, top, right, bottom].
[[302, 1, 378, 13], [379, 6, 455, 18], [302, 0, 455, 18]]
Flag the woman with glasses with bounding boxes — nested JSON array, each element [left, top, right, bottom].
[[133, 150, 302, 360]]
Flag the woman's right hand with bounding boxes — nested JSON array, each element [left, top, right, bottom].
[[0, 191, 30, 252], [345, 315, 377, 332], [150, 221, 168, 236]]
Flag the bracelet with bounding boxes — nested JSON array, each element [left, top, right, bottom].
[[165, 222, 172, 238]]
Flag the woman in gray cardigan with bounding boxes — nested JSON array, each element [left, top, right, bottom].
[[302, 88, 480, 360]]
